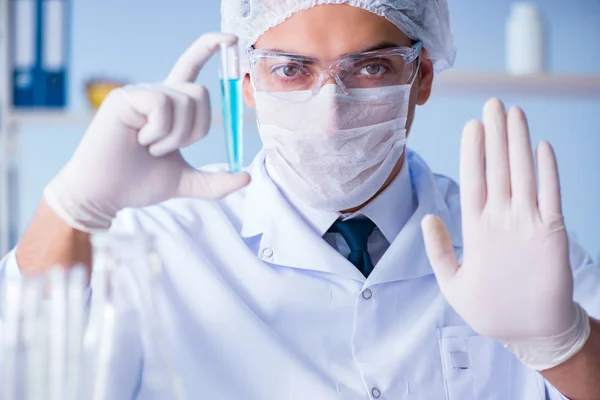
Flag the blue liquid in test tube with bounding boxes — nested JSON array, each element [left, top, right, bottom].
[[220, 43, 244, 173]]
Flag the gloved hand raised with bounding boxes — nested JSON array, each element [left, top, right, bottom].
[[44, 33, 250, 232], [421, 99, 590, 371]]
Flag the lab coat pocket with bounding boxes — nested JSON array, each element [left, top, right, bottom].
[[439, 325, 478, 400], [438, 325, 544, 400]]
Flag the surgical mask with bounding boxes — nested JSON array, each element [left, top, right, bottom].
[[254, 83, 412, 211]]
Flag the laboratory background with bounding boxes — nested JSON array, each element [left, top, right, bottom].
[[0, 0, 599, 259]]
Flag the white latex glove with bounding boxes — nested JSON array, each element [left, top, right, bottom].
[[422, 99, 590, 371], [44, 33, 250, 231]]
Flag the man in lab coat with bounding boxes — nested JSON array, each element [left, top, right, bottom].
[[2, 1, 599, 399]]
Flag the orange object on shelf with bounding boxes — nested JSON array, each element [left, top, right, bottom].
[[85, 79, 126, 110]]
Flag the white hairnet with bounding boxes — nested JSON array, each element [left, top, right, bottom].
[[221, 0, 456, 74]]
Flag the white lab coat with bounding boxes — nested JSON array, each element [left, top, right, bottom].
[[0, 150, 598, 400]]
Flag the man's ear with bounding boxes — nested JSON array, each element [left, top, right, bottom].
[[243, 74, 255, 108], [416, 57, 434, 106]]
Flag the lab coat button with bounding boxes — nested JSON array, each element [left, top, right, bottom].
[[371, 387, 381, 398], [261, 247, 274, 258], [362, 289, 372, 300]]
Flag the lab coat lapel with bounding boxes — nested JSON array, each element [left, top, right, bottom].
[[242, 153, 366, 282]]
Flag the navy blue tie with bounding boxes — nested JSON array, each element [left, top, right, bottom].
[[328, 218, 376, 277]]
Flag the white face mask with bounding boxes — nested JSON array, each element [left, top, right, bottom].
[[254, 83, 412, 211]]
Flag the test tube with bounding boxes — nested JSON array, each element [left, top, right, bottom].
[[1, 274, 22, 400], [23, 276, 45, 400], [49, 268, 67, 400], [220, 42, 244, 173], [65, 266, 87, 400]]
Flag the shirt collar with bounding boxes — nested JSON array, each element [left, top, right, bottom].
[[241, 151, 366, 281], [240, 149, 463, 283]]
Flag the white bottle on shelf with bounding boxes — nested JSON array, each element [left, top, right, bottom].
[[506, 2, 547, 75]]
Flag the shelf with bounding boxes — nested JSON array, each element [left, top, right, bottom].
[[433, 72, 600, 98], [8, 109, 93, 126], [7, 108, 258, 128]]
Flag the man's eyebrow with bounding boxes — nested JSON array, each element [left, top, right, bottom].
[[256, 40, 409, 60], [259, 48, 312, 57], [255, 48, 317, 64], [347, 41, 405, 55], [260, 48, 287, 53]]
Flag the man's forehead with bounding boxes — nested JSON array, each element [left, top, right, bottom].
[[254, 6, 411, 58], [258, 41, 409, 59]]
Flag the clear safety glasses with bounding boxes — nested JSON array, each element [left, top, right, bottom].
[[247, 41, 423, 101]]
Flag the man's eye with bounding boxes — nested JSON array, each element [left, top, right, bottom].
[[360, 64, 388, 76], [273, 65, 302, 78]]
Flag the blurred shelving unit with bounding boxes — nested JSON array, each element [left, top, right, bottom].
[[0, 0, 88, 256], [8, 109, 92, 126]]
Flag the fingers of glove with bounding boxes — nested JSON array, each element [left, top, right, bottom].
[[507, 106, 537, 207], [460, 119, 486, 216], [177, 168, 250, 199], [536, 141, 563, 222], [421, 214, 460, 287], [121, 86, 174, 147], [483, 98, 511, 204], [97, 88, 148, 130], [173, 83, 211, 147], [165, 33, 237, 84], [152, 83, 211, 152], [147, 86, 196, 157]]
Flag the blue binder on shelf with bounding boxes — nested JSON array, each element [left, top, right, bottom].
[[41, 0, 69, 107], [11, 0, 70, 108], [12, 0, 37, 107]]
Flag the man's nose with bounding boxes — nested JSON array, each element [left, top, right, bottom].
[[322, 76, 337, 86], [314, 72, 348, 95]]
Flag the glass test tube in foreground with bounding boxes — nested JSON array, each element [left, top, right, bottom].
[[0, 266, 87, 400], [220, 42, 244, 173]]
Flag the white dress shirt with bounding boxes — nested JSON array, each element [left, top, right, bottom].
[[0, 149, 597, 400]]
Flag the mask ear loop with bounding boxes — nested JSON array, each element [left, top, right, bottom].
[[250, 71, 258, 93], [410, 59, 421, 86], [409, 42, 423, 86]]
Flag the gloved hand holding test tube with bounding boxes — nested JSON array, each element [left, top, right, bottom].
[[220, 42, 244, 173]]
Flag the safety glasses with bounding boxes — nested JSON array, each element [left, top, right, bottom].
[[247, 41, 422, 101]]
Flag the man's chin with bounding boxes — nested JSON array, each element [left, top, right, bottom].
[[339, 152, 407, 214]]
